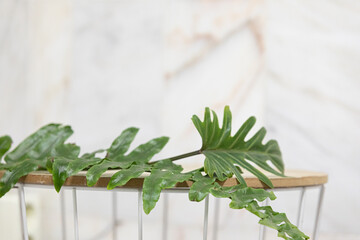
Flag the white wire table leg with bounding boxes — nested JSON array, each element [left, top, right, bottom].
[[258, 197, 269, 240], [138, 189, 143, 240], [212, 197, 220, 240], [18, 184, 29, 240], [72, 188, 79, 240], [112, 192, 118, 240], [313, 185, 325, 240], [203, 195, 210, 240], [60, 190, 67, 240], [162, 193, 169, 240], [296, 187, 306, 228]]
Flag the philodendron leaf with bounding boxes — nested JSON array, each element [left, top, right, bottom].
[[192, 106, 285, 188], [4, 124, 73, 163], [107, 164, 150, 190], [86, 127, 169, 186], [142, 160, 191, 214], [0, 124, 74, 197], [0, 135, 12, 161], [188, 172, 215, 202], [0, 160, 42, 197], [229, 187, 276, 209], [46, 143, 81, 173], [52, 155, 102, 192], [246, 202, 309, 240]]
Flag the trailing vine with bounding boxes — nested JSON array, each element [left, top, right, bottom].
[[0, 106, 309, 239]]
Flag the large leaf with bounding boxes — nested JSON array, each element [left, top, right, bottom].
[[4, 124, 73, 163], [0, 135, 12, 161], [142, 160, 191, 214], [86, 128, 169, 186], [192, 106, 284, 188]]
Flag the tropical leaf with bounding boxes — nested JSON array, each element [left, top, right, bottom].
[[52, 155, 102, 192], [192, 106, 284, 188], [142, 160, 191, 214], [245, 202, 309, 240], [107, 164, 150, 190], [0, 161, 41, 197], [0, 135, 12, 161], [4, 124, 73, 163], [229, 187, 276, 209], [188, 172, 215, 202], [0, 124, 73, 197], [86, 127, 168, 186]]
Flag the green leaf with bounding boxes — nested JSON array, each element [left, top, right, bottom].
[[0, 135, 12, 161], [52, 156, 102, 192], [4, 124, 73, 163], [209, 182, 244, 198], [107, 127, 139, 159], [192, 106, 284, 188], [86, 127, 169, 186], [46, 143, 81, 173], [229, 187, 276, 209], [107, 164, 150, 190], [86, 160, 125, 187], [142, 160, 191, 214], [0, 160, 43, 197], [188, 172, 215, 202], [246, 201, 309, 240]]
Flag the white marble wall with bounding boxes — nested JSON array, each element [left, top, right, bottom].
[[0, 0, 359, 239]]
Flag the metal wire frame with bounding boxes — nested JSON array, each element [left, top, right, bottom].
[[13, 184, 326, 240]]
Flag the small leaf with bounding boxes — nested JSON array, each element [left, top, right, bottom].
[[0, 135, 12, 161], [107, 164, 150, 190], [0, 160, 42, 197], [86, 160, 125, 187], [52, 156, 101, 192], [209, 182, 244, 198], [142, 160, 191, 214], [107, 127, 139, 159], [5, 124, 73, 163], [188, 172, 215, 202], [120, 136, 169, 166], [229, 187, 276, 209], [246, 201, 309, 240]]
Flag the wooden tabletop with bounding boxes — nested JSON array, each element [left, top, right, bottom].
[[1, 169, 328, 189]]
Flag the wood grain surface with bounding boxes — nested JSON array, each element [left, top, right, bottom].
[[0, 169, 328, 189]]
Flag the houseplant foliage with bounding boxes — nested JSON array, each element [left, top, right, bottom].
[[0, 106, 309, 240]]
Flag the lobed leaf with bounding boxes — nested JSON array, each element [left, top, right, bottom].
[[142, 160, 191, 214], [107, 164, 150, 190], [52, 155, 102, 192], [86, 127, 168, 186], [192, 106, 285, 188], [246, 201, 309, 240], [86, 160, 125, 187], [188, 172, 215, 202], [0, 160, 42, 197], [4, 124, 73, 163], [229, 187, 276, 209]]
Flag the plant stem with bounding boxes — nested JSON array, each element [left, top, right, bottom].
[[150, 150, 202, 164]]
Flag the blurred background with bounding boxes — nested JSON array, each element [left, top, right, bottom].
[[0, 0, 359, 239]]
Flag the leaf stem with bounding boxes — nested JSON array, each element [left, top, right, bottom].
[[150, 150, 202, 164]]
